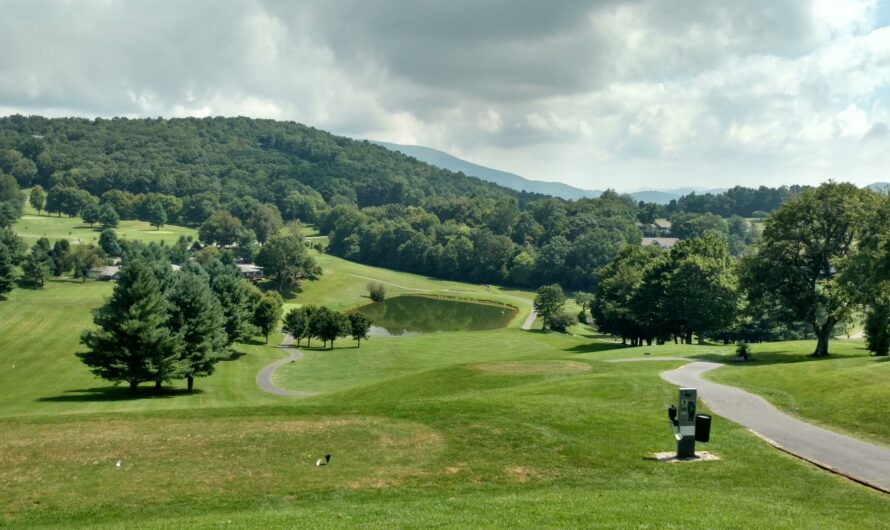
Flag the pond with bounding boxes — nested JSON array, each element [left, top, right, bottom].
[[354, 295, 517, 336]]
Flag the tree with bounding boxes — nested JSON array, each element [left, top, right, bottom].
[[253, 291, 284, 343], [22, 238, 52, 288], [247, 203, 284, 244], [593, 245, 660, 345], [742, 182, 878, 357], [98, 203, 120, 228], [0, 173, 23, 226], [575, 291, 594, 312], [99, 229, 121, 257], [70, 243, 103, 282], [145, 200, 167, 230], [51, 239, 72, 276], [167, 266, 228, 391], [347, 312, 372, 347], [0, 242, 14, 299], [79, 261, 183, 391], [199, 211, 244, 246], [534, 284, 566, 331], [29, 185, 46, 214], [309, 306, 348, 348], [663, 242, 739, 343], [207, 261, 257, 344], [367, 281, 386, 302], [81, 203, 101, 227], [256, 234, 319, 291], [282, 307, 310, 347]]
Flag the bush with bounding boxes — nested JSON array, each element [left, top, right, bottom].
[[547, 311, 577, 333], [736, 341, 751, 361], [367, 281, 386, 302], [577, 310, 589, 325], [865, 305, 890, 356]]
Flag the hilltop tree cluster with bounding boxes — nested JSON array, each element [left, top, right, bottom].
[[283, 306, 372, 349]]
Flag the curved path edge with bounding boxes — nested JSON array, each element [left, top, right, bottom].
[[255, 334, 316, 398], [608, 357, 890, 494]]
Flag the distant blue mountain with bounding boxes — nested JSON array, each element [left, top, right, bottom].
[[867, 182, 890, 194], [371, 141, 722, 204], [372, 141, 602, 200]]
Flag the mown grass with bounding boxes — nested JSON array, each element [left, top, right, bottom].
[[12, 196, 197, 245], [1, 251, 889, 527], [707, 340, 890, 447]]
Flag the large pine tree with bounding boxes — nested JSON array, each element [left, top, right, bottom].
[[22, 238, 52, 288], [79, 260, 183, 391], [167, 266, 228, 391]]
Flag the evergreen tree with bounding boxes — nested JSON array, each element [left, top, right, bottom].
[[207, 260, 257, 343], [253, 291, 284, 343], [347, 312, 372, 347], [99, 228, 121, 257], [51, 239, 72, 276], [167, 266, 228, 390], [0, 242, 14, 299], [79, 261, 183, 391], [22, 237, 52, 288]]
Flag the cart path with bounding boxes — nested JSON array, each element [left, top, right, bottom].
[[521, 308, 538, 330], [255, 334, 316, 398], [608, 357, 890, 493]]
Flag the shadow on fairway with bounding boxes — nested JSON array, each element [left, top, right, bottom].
[[563, 342, 628, 354], [36, 386, 206, 402]]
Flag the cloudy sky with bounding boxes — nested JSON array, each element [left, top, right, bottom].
[[2, 0, 889, 190]]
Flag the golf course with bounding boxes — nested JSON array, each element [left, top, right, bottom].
[[1, 215, 889, 529]]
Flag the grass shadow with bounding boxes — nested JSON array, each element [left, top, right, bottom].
[[37, 386, 205, 403], [564, 342, 627, 354]]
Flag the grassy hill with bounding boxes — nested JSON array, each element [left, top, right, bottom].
[[1, 217, 889, 527]]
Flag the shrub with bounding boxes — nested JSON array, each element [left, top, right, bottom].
[[736, 341, 751, 361], [367, 281, 386, 302], [548, 311, 577, 333]]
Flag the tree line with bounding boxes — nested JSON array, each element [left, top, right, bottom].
[[591, 182, 890, 357]]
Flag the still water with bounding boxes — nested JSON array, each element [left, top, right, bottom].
[[354, 295, 517, 336]]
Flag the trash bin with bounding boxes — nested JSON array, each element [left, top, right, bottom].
[[695, 414, 711, 442]]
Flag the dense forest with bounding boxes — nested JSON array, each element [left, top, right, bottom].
[[0, 115, 805, 293], [3, 117, 890, 355]]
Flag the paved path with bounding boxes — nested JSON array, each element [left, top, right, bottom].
[[255, 334, 316, 398], [521, 308, 538, 331], [609, 357, 890, 493]]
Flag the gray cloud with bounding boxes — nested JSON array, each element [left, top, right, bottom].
[[0, 0, 887, 189]]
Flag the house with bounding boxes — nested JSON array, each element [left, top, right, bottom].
[[88, 265, 121, 281], [653, 219, 672, 234], [237, 263, 264, 280], [641, 237, 679, 249]]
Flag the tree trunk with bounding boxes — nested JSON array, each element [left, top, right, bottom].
[[357, 338, 361, 348], [812, 318, 836, 357], [685, 331, 693, 344], [646, 338, 653, 346], [187, 376, 194, 392], [155, 380, 161, 390], [129, 381, 138, 392], [622, 337, 626, 345], [697, 334, 705, 345], [265, 333, 269, 344], [330, 340, 335, 350]]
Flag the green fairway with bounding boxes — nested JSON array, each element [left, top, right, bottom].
[[11, 213, 197, 246], [2, 256, 890, 527]]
